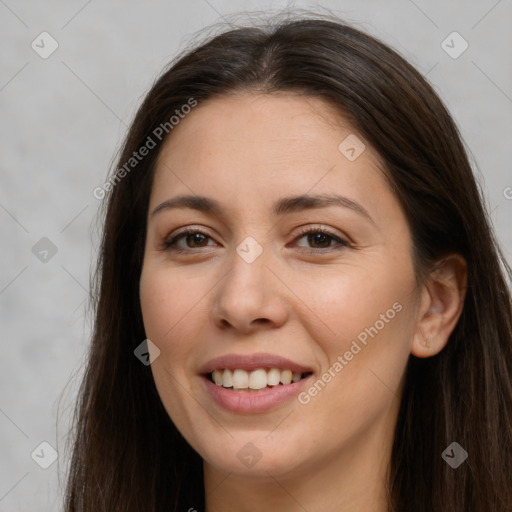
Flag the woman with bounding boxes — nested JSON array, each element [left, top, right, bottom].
[[64, 15, 512, 512]]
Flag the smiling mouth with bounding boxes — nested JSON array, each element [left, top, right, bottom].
[[206, 368, 314, 392]]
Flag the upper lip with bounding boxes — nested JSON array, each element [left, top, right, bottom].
[[199, 352, 314, 375]]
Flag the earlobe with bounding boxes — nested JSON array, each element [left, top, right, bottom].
[[411, 255, 467, 358]]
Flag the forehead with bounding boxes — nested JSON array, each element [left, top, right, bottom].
[[158, 93, 364, 164], [150, 93, 390, 216]]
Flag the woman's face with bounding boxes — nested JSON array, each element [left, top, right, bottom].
[[140, 93, 420, 479]]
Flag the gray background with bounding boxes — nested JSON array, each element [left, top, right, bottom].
[[0, 0, 511, 510]]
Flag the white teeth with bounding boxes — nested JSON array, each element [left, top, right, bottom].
[[232, 369, 249, 389], [212, 370, 223, 386], [222, 369, 233, 388], [210, 368, 309, 390], [248, 369, 267, 390], [267, 368, 281, 386], [280, 370, 292, 385]]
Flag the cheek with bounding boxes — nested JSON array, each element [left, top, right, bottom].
[[139, 265, 208, 429], [139, 264, 210, 386], [288, 260, 413, 345], [292, 259, 415, 414], [140, 263, 203, 340], [289, 259, 416, 410]]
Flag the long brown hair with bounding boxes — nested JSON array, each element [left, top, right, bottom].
[[64, 15, 512, 512]]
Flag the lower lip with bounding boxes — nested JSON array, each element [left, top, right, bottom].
[[201, 375, 313, 414]]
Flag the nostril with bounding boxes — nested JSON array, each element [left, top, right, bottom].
[[253, 318, 270, 325]]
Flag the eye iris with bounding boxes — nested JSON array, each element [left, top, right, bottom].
[[187, 233, 207, 247], [308, 232, 331, 248]]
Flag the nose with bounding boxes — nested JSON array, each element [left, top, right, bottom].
[[211, 247, 289, 333]]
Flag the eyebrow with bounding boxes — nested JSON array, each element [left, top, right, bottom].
[[151, 193, 375, 224]]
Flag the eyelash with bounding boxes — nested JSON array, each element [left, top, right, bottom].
[[162, 226, 350, 254]]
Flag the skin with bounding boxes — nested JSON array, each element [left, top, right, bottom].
[[139, 93, 466, 512]]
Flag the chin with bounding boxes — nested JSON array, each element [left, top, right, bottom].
[[198, 431, 310, 477]]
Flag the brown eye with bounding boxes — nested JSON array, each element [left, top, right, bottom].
[[185, 233, 209, 247], [293, 228, 349, 251], [163, 229, 216, 251], [307, 232, 333, 248]]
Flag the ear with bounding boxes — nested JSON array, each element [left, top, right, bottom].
[[411, 254, 467, 358]]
